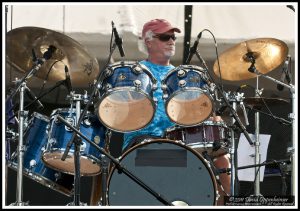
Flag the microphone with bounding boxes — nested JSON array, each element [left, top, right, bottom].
[[287, 5, 295, 12], [277, 55, 290, 91], [185, 30, 203, 64], [64, 65, 73, 93], [112, 21, 125, 57], [25, 87, 44, 110]]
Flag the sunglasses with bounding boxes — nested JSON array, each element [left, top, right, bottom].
[[153, 34, 177, 41]]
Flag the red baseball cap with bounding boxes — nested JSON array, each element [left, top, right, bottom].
[[142, 19, 181, 38]]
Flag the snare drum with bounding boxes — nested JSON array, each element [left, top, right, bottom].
[[96, 61, 157, 132], [165, 121, 230, 158], [42, 108, 106, 176], [162, 65, 214, 126], [8, 112, 74, 196], [107, 139, 218, 206]]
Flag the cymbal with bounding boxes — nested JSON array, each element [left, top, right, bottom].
[[220, 107, 248, 126], [6, 27, 99, 87], [244, 97, 289, 107], [213, 38, 289, 81]]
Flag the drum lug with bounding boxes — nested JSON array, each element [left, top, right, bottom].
[[105, 68, 113, 77], [80, 142, 86, 152], [163, 94, 169, 99], [29, 159, 37, 168], [153, 97, 158, 104], [177, 69, 186, 78], [132, 65, 143, 74], [83, 118, 91, 126], [92, 135, 101, 145], [48, 138, 57, 146], [178, 80, 186, 88], [133, 80, 142, 88], [152, 83, 158, 91], [161, 84, 167, 90], [105, 83, 112, 91]]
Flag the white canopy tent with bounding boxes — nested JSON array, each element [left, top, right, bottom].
[[3, 2, 297, 103]]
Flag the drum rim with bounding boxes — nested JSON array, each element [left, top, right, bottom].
[[164, 88, 214, 127], [95, 87, 156, 133], [104, 60, 157, 84], [165, 120, 228, 132], [161, 65, 206, 83], [7, 161, 74, 197], [107, 139, 218, 205], [41, 150, 102, 176]]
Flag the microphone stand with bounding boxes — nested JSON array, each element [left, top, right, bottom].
[[218, 158, 291, 174], [247, 60, 295, 197], [194, 50, 254, 197]]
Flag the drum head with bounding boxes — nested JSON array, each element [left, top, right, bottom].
[[107, 139, 217, 206], [98, 89, 155, 132], [166, 89, 213, 126]]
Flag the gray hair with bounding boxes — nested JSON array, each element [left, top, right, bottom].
[[138, 30, 155, 54]]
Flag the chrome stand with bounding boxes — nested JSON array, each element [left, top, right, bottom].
[[253, 78, 263, 196], [10, 81, 29, 206], [225, 91, 248, 196]]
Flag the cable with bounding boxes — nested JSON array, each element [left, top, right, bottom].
[[201, 29, 224, 93]]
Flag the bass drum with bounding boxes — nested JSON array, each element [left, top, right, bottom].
[[107, 139, 218, 206]]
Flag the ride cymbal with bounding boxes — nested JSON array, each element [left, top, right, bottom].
[[6, 27, 99, 87], [213, 38, 289, 81]]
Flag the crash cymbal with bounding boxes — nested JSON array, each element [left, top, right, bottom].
[[244, 97, 289, 107], [6, 27, 99, 87], [213, 38, 289, 81]]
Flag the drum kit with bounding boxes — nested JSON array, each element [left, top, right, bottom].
[[5, 26, 295, 206]]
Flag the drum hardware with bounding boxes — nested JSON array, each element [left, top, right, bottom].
[[217, 158, 291, 174], [56, 115, 174, 206], [99, 130, 112, 206], [57, 28, 128, 206], [189, 42, 254, 197], [5, 46, 55, 206], [6, 79, 67, 125], [245, 54, 295, 197]]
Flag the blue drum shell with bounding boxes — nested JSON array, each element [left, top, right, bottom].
[[100, 62, 155, 97], [162, 66, 208, 98]]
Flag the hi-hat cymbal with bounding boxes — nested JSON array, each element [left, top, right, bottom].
[[244, 97, 289, 107], [6, 27, 99, 87], [213, 38, 289, 81]]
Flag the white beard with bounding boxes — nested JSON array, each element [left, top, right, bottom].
[[164, 48, 175, 57]]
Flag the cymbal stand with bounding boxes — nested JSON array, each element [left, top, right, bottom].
[[7, 55, 51, 206], [248, 56, 295, 197], [66, 92, 87, 206], [247, 54, 265, 196], [9, 80, 28, 206], [254, 79, 264, 196]]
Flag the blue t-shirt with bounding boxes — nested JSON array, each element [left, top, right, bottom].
[[122, 60, 175, 150]]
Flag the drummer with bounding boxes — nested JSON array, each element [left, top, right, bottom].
[[122, 19, 230, 205]]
